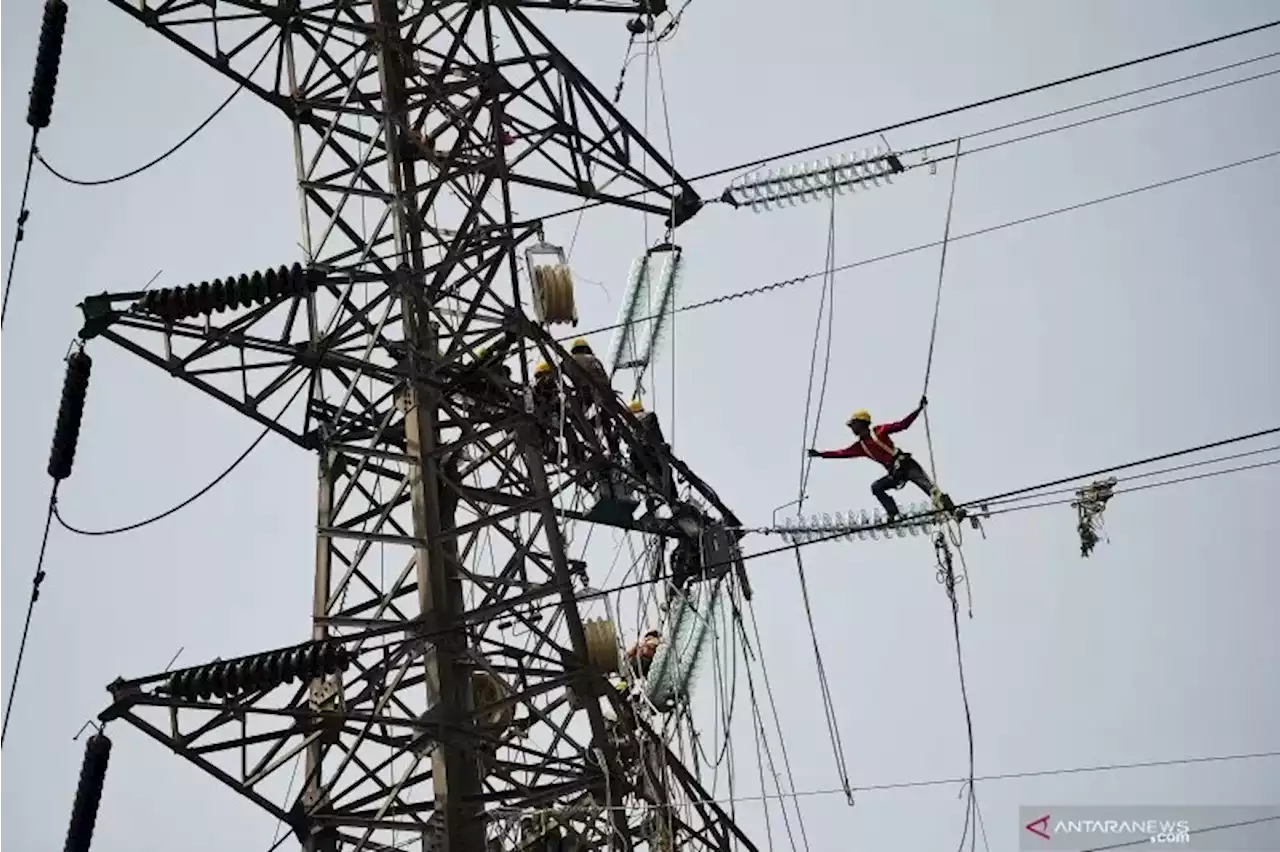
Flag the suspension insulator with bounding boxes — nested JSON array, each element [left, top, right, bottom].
[[164, 640, 352, 701], [63, 732, 111, 852], [48, 350, 92, 481], [27, 0, 68, 130], [135, 263, 322, 323]]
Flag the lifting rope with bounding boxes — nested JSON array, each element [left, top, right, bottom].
[[920, 140, 985, 852], [789, 190, 855, 806], [919, 137, 974, 616]]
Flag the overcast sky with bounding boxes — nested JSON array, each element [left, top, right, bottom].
[[4, 1, 1279, 850]]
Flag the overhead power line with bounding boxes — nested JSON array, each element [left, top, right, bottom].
[[565, 147, 1280, 341], [516, 426, 1280, 616], [154, 427, 1278, 695], [1083, 815, 1280, 852], [499, 748, 1280, 813], [36, 35, 277, 187], [533, 18, 1280, 223], [986, 457, 1280, 519]]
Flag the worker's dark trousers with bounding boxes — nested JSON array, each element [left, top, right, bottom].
[[871, 456, 951, 519]]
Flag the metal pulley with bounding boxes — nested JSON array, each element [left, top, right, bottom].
[[524, 241, 578, 326]]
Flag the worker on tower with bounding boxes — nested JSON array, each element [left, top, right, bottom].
[[806, 396, 964, 522], [625, 630, 662, 677], [531, 359, 573, 462], [627, 398, 676, 508], [567, 337, 620, 456], [448, 339, 516, 414]]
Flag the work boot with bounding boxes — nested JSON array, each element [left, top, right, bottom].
[[932, 488, 966, 521]]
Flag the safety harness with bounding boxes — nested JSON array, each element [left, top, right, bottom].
[[862, 429, 911, 483]]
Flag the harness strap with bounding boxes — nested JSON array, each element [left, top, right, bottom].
[[863, 428, 904, 466]]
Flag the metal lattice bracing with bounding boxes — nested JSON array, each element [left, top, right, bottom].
[[81, 1, 752, 851]]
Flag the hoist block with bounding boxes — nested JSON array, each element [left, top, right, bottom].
[[583, 469, 640, 525], [524, 242, 578, 326], [583, 617, 620, 673], [567, 618, 620, 711]]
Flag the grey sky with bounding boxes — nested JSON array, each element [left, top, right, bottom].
[[4, 1, 1279, 850]]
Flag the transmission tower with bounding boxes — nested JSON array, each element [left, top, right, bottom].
[[72, 1, 756, 850]]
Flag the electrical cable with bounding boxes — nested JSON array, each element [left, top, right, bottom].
[[36, 34, 278, 188], [918, 63, 1280, 168], [530, 18, 1280, 223], [1, 141, 38, 328], [578, 426, 1280, 599], [935, 539, 981, 852], [911, 140, 986, 852], [1082, 815, 1280, 852], [350, 432, 1276, 651], [983, 457, 1280, 519], [918, 47, 1280, 160], [497, 747, 1280, 813], [981, 444, 1280, 509], [563, 147, 1280, 342], [510, 448, 1280, 625], [741, 602, 810, 852], [0, 487, 59, 747], [789, 188, 855, 804], [283, 40, 1279, 313], [54, 370, 310, 537], [336, 43, 1279, 282]]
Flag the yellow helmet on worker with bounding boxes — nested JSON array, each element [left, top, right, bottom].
[[534, 360, 552, 378], [570, 337, 592, 355], [846, 409, 872, 426], [628, 398, 644, 413]]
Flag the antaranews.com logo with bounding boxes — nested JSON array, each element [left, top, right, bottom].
[[1018, 806, 1280, 851]]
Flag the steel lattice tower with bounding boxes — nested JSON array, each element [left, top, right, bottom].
[[74, 1, 755, 850]]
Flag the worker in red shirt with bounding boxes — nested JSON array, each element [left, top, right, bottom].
[[807, 396, 963, 522], [625, 630, 662, 677]]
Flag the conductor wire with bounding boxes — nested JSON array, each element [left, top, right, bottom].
[[1, 486, 59, 747]]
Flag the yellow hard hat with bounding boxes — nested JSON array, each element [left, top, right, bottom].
[[534, 360, 552, 377], [846, 409, 872, 425], [628, 398, 644, 413], [570, 337, 591, 354]]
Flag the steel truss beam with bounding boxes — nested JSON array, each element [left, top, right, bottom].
[[84, 1, 750, 851]]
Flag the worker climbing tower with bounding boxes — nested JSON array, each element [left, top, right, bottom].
[[65, 1, 756, 850]]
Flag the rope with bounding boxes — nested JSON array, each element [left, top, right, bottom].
[[1, 486, 58, 746], [917, 144, 985, 847], [916, 137, 974, 612], [935, 537, 983, 852], [788, 189, 854, 804], [921, 137, 962, 398], [798, 192, 838, 501], [744, 603, 811, 852]]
